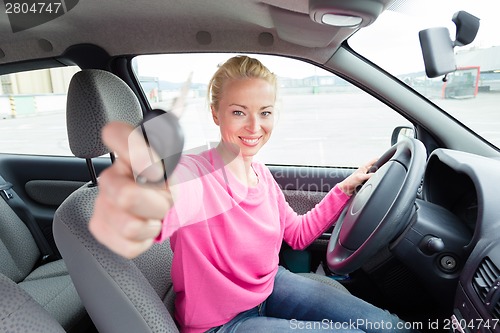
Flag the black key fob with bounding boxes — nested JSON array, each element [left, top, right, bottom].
[[136, 109, 184, 184]]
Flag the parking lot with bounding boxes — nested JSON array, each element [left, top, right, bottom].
[[1, 91, 498, 167]]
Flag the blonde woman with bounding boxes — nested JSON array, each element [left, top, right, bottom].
[[90, 56, 416, 333]]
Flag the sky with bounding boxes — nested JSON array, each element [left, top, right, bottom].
[[136, 0, 500, 81], [135, 53, 330, 84]]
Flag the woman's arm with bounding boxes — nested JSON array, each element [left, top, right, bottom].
[[279, 159, 376, 250]]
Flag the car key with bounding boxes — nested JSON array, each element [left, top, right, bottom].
[[135, 109, 184, 184]]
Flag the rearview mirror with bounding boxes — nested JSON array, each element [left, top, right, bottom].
[[419, 28, 456, 78], [419, 11, 480, 78]]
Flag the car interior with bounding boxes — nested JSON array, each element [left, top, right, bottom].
[[1, 0, 499, 332]]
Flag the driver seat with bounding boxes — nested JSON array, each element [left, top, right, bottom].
[[53, 69, 348, 333]]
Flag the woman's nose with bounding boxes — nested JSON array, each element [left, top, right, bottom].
[[245, 115, 260, 132]]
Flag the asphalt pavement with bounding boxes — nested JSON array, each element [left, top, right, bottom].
[[1, 92, 498, 167]]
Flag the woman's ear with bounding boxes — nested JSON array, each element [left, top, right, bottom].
[[211, 106, 220, 126]]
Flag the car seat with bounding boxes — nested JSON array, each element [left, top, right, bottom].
[[0, 185, 88, 331], [53, 69, 179, 333]]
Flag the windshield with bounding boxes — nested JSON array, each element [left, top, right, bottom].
[[349, 0, 500, 149]]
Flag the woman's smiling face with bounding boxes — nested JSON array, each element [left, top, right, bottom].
[[212, 77, 275, 159]]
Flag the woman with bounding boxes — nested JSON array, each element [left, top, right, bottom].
[[90, 56, 415, 332]]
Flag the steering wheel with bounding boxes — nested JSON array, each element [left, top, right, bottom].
[[327, 138, 427, 275]]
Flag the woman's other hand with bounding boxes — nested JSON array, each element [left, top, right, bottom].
[[337, 158, 378, 196]]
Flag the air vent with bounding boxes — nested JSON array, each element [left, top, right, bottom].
[[473, 257, 500, 319]]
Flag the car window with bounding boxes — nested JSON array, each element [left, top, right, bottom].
[[349, 0, 500, 149], [0, 66, 80, 156], [133, 54, 412, 167]]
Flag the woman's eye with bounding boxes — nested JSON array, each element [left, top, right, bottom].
[[232, 110, 244, 116], [262, 111, 272, 116]]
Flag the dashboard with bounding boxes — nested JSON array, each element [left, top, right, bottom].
[[424, 154, 478, 232], [394, 148, 500, 332]]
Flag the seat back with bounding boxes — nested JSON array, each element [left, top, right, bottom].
[[0, 198, 40, 282], [0, 179, 89, 330], [53, 69, 179, 333]]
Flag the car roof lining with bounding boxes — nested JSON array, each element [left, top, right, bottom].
[[0, 0, 391, 66]]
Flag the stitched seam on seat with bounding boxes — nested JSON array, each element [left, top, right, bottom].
[[1, 242, 31, 282], [1, 297, 32, 321], [37, 278, 72, 308], [24, 264, 67, 281]]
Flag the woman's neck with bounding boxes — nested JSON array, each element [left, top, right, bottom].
[[216, 143, 259, 187]]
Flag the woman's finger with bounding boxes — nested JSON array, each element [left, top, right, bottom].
[[98, 166, 172, 220], [89, 194, 163, 258], [102, 121, 165, 183]]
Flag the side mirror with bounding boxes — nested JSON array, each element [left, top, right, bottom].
[[391, 126, 414, 145], [419, 11, 480, 78]]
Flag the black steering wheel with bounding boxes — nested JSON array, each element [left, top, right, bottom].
[[327, 138, 427, 275]]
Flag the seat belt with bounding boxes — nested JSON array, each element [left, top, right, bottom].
[[0, 175, 55, 264]]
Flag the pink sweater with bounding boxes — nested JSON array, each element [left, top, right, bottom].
[[156, 148, 350, 333]]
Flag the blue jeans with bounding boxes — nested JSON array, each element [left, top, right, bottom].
[[206, 266, 419, 332]]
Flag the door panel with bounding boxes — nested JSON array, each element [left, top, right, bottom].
[[0, 154, 110, 254], [269, 165, 355, 273], [269, 165, 354, 192], [25, 180, 87, 206]]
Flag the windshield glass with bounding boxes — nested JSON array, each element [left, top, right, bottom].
[[349, 0, 500, 149]]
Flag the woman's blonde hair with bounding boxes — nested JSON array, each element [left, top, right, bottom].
[[208, 55, 277, 110]]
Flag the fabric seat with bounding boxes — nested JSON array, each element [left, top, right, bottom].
[[54, 69, 179, 333], [0, 190, 87, 331], [0, 272, 66, 333], [18, 260, 87, 329], [53, 69, 348, 333]]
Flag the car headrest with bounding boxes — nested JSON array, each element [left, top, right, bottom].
[[66, 69, 143, 159]]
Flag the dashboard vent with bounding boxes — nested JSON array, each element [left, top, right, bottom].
[[473, 257, 500, 319]]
